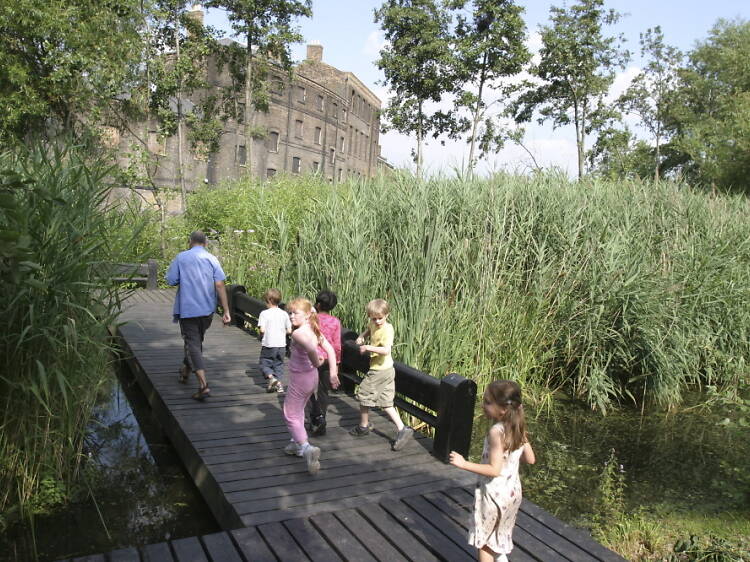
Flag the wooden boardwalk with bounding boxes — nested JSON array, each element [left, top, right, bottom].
[[62, 289, 626, 561]]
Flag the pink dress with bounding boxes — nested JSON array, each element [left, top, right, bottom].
[[283, 338, 319, 443], [468, 423, 524, 557]]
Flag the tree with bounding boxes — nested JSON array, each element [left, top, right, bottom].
[[663, 18, 750, 191], [375, 0, 455, 179], [449, 0, 530, 173], [618, 27, 682, 180], [512, 0, 629, 179], [205, 0, 312, 178]]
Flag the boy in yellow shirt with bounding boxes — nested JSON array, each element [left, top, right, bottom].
[[351, 299, 414, 451]]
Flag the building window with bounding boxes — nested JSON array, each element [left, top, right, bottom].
[[314, 127, 322, 145], [330, 148, 335, 164], [338, 168, 343, 181], [267, 168, 276, 178], [271, 78, 284, 95], [297, 86, 306, 103], [292, 157, 301, 173], [237, 102, 245, 124], [312, 161, 320, 172], [339, 136, 345, 152], [332, 103, 338, 119], [267, 131, 280, 152], [317, 94, 324, 111], [237, 144, 247, 166], [342, 109, 347, 123], [295, 119, 303, 139]]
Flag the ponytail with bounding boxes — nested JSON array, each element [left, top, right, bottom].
[[484, 380, 528, 452]]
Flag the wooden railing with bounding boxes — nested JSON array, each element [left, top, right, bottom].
[[110, 259, 159, 290], [226, 284, 477, 461]]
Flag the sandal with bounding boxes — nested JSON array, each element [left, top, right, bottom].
[[192, 386, 210, 401], [178, 364, 190, 384]]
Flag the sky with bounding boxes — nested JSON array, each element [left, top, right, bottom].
[[203, 1, 748, 176]]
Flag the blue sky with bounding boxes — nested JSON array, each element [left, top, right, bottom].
[[203, 1, 748, 175]]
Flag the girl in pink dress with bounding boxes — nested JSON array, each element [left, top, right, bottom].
[[449, 380, 536, 562], [283, 298, 339, 474]]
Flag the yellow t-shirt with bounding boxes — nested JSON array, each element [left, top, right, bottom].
[[369, 321, 394, 370]]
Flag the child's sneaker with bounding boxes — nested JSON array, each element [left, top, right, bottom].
[[283, 440, 302, 457], [303, 445, 320, 475], [392, 427, 414, 451], [275, 380, 284, 393], [310, 416, 326, 436], [266, 376, 280, 393], [349, 424, 372, 437]]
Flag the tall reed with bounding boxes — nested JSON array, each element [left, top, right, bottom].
[[0, 140, 138, 523], [183, 171, 750, 411]]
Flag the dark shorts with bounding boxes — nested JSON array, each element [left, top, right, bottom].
[[179, 314, 213, 372], [259, 346, 285, 378]]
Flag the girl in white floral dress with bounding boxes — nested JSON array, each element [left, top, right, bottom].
[[450, 380, 536, 562]]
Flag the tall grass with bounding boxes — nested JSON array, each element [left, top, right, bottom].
[[0, 140, 139, 527], [182, 171, 750, 411]]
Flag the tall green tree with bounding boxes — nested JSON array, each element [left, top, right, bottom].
[[663, 18, 750, 191], [512, 0, 629, 179], [375, 0, 455, 179], [0, 0, 144, 142], [449, 0, 530, 173], [205, 0, 312, 178], [617, 27, 682, 180]]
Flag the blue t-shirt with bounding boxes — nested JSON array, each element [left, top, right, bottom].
[[165, 246, 226, 319]]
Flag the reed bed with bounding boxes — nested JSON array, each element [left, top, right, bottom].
[[184, 171, 750, 412], [0, 141, 139, 525]]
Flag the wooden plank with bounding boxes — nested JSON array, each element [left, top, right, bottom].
[[108, 547, 141, 562], [257, 521, 311, 560], [401, 495, 475, 557], [332, 508, 409, 562], [230, 527, 276, 562], [515, 511, 598, 561], [309, 511, 377, 562], [283, 518, 344, 562], [356, 504, 441, 562], [202, 532, 243, 562], [171, 536, 208, 562], [142, 542, 174, 561], [378, 498, 473, 562]]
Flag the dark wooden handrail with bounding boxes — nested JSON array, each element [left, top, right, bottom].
[[109, 259, 159, 290], [225, 284, 477, 461]]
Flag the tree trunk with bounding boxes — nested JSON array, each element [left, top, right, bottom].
[[654, 125, 661, 181], [467, 57, 488, 175], [243, 43, 254, 178], [416, 103, 423, 180], [174, 15, 187, 211], [574, 101, 584, 180]]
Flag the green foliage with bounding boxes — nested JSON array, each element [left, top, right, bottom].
[[0, 139, 136, 522], [0, 0, 144, 141], [375, 0, 456, 178], [663, 18, 750, 192], [513, 0, 630, 179], [592, 449, 626, 531], [670, 534, 750, 562]]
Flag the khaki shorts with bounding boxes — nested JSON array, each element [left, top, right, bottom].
[[356, 367, 395, 408]]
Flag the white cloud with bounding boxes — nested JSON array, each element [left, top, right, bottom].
[[363, 30, 387, 57]]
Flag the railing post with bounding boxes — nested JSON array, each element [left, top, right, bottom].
[[146, 259, 159, 290], [433, 373, 477, 462], [226, 284, 246, 326]]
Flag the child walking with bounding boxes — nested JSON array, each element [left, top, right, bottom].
[[308, 290, 342, 436], [283, 298, 339, 474], [258, 288, 291, 393], [350, 299, 414, 451], [449, 380, 536, 562]]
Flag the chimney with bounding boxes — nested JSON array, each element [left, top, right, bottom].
[[306, 42, 323, 62], [187, 4, 204, 28]]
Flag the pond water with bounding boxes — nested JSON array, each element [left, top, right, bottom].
[[1, 363, 219, 562]]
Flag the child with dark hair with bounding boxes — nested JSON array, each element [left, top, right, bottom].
[[308, 290, 342, 436]]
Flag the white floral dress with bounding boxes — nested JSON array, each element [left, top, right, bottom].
[[468, 423, 524, 559]]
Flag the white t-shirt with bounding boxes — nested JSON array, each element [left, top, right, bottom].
[[258, 307, 291, 348]]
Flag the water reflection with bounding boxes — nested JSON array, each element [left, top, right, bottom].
[[2, 362, 219, 562]]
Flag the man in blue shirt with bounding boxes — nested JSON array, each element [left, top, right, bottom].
[[166, 231, 231, 400]]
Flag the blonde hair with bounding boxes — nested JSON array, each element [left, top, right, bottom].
[[287, 297, 321, 340], [484, 380, 527, 452], [366, 298, 390, 317], [264, 288, 282, 305]]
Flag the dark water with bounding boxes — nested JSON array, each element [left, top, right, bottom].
[[2, 363, 220, 562]]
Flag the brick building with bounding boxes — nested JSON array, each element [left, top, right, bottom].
[[111, 16, 386, 204]]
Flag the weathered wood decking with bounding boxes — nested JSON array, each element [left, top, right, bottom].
[[62, 289, 626, 561]]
